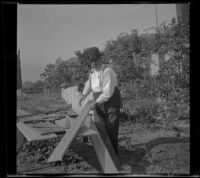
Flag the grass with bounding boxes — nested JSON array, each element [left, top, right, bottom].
[[17, 93, 68, 114]]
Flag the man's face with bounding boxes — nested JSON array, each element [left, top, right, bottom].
[[91, 58, 102, 69]]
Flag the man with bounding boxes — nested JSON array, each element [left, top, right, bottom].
[[79, 47, 122, 154]]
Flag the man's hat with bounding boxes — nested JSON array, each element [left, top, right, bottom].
[[84, 47, 101, 62]]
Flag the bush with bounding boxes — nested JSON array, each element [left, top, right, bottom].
[[134, 98, 161, 127], [38, 19, 189, 131]]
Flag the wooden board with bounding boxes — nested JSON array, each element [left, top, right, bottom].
[[17, 128, 26, 153], [17, 109, 38, 120], [18, 109, 69, 120], [47, 100, 94, 163], [18, 115, 47, 123], [92, 109, 119, 171], [55, 118, 71, 129], [61, 86, 93, 114], [20, 113, 66, 124], [55, 115, 98, 137], [29, 122, 66, 135], [17, 122, 58, 142], [77, 125, 98, 137], [90, 134, 118, 173], [66, 109, 77, 117], [17, 109, 31, 117]]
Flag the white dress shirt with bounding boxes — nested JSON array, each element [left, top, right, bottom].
[[82, 65, 118, 104]]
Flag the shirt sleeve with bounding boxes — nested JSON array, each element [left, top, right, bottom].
[[82, 74, 91, 96], [96, 68, 116, 104]]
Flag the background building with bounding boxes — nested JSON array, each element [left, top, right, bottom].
[[176, 3, 189, 23], [150, 3, 189, 76]]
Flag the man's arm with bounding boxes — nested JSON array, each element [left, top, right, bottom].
[[96, 68, 116, 104], [79, 74, 92, 106], [82, 73, 92, 97]]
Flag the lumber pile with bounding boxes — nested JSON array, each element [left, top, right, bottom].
[[61, 86, 93, 114], [17, 86, 119, 173]]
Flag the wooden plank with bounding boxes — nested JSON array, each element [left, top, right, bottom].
[[82, 115, 93, 128], [17, 109, 40, 120], [17, 109, 31, 117], [30, 122, 66, 135], [18, 109, 69, 119], [90, 134, 118, 173], [17, 113, 40, 119], [17, 128, 26, 153], [70, 87, 83, 113], [38, 108, 70, 115], [55, 116, 98, 136], [55, 115, 89, 129], [22, 115, 66, 124], [77, 125, 98, 137], [62, 86, 93, 114], [34, 114, 65, 121], [18, 115, 43, 123], [66, 109, 77, 117], [17, 122, 57, 142], [47, 100, 94, 163], [92, 109, 119, 171], [55, 118, 71, 129]]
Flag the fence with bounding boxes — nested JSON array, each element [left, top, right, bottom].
[[22, 88, 62, 96], [22, 89, 44, 94]]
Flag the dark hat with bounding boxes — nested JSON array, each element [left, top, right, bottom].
[[84, 47, 101, 62]]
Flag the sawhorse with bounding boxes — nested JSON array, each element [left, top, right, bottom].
[[47, 101, 119, 173]]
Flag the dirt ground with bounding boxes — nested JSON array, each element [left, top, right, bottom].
[[16, 94, 190, 175], [17, 124, 190, 175]]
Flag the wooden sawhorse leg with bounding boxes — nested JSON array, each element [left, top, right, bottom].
[[89, 134, 119, 173], [88, 109, 119, 173]]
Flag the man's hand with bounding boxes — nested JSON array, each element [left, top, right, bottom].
[[90, 100, 97, 110], [79, 94, 86, 106]]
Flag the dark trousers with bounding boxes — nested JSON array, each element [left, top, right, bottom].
[[95, 87, 121, 154]]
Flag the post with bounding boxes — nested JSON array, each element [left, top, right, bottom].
[[155, 4, 158, 31]]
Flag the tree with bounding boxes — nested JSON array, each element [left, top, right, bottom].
[[40, 63, 57, 89], [74, 49, 94, 85], [152, 19, 189, 91], [145, 19, 190, 126], [23, 81, 34, 89], [33, 80, 44, 90], [17, 50, 22, 89], [103, 29, 146, 92], [40, 56, 83, 89]]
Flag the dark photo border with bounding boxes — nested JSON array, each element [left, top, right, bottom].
[[2, 0, 200, 176]]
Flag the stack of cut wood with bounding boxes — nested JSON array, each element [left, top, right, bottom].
[[61, 86, 93, 114]]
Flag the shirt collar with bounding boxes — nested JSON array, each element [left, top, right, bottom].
[[92, 64, 106, 73]]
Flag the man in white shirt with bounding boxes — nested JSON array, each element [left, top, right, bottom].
[[79, 47, 122, 154]]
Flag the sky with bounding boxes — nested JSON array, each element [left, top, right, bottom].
[[17, 4, 177, 82]]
